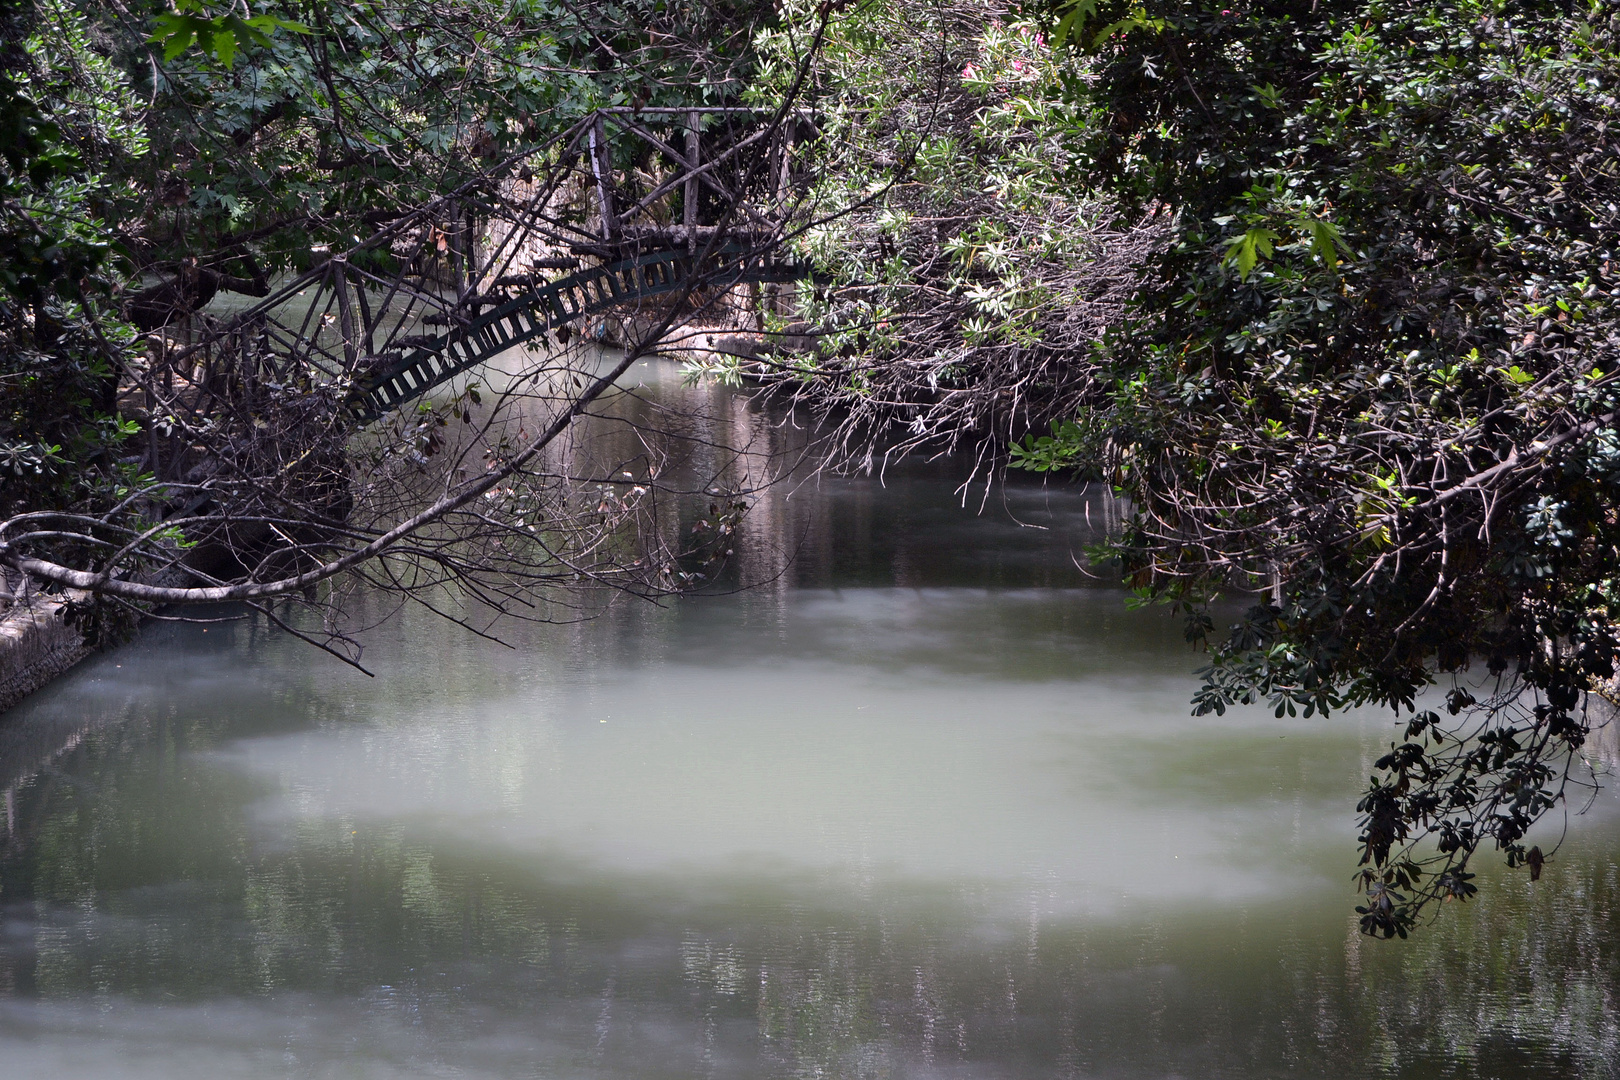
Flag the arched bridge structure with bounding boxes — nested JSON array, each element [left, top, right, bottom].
[[347, 242, 808, 422], [165, 106, 812, 431]]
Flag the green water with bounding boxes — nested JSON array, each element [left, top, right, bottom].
[[1, 360, 1617, 1079]]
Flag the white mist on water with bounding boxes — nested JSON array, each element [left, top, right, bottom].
[[2, 358, 1618, 1079], [210, 588, 1353, 920]]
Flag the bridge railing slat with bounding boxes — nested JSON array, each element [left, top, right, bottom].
[[345, 243, 814, 421]]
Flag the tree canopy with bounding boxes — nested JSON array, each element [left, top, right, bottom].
[[1032, 0, 1620, 936], [752, 0, 1620, 934]]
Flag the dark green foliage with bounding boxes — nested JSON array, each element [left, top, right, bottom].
[[1, 0, 139, 532], [1035, 0, 1620, 933], [2, 0, 776, 648], [99, 0, 771, 276]]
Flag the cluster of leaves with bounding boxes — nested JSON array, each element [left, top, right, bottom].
[[744, 0, 1164, 477], [2, 0, 784, 651], [148, 0, 309, 69], [1031, 0, 1620, 934], [85, 0, 775, 279], [1, 0, 145, 571]]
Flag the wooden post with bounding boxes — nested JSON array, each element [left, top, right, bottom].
[[684, 111, 700, 253], [463, 201, 478, 292], [333, 256, 358, 369], [446, 198, 463, 286], [589, 114, 617, 243], [777, 124, 794, 212], [146, 339, 162, 481], [354, 276, 374, 358], [769, 123, 793, 315]]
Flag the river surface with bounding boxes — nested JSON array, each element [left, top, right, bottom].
[[2, 358, 1620, 1078]]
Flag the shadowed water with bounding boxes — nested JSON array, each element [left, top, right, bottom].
[[1, 359, 1618, 1079]]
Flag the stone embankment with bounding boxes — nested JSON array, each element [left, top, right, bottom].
[[0, 545, 233, 714], [0, 586, 93, 714]]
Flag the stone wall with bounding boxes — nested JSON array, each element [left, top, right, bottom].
[[0, 593, 92, 715]]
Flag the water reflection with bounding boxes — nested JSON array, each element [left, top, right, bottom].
[[0, 358, 1617, 1078]]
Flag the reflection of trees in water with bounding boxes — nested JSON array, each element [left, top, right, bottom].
[[656, 871, 1620, 1077], [753, 929, 889, 1080], [1347, 851, 1620, 1076], [0, 696, 1616, 1073], [3, 707, 1619, 1079], [0, 361, 1114, 835], [537, 353, 1121, 597], [0, 374, 1616, 1072]]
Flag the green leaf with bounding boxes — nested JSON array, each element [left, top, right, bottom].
[[244, 13, 312, 35], [212, 26, 236, 67], [1302, 217, 1352, 269], [150, 12, 203, 62], [1091, 13, 1164, 47], [148, 7, 309, 67], [1050, 0, 1103, 49], [1225, 227, 1278, 279]]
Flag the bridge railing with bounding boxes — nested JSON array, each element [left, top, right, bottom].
[[137, 104, 815, 467]]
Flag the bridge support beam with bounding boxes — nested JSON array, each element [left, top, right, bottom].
[[590, 115, 618, 243], [685, 114, 700, 252]]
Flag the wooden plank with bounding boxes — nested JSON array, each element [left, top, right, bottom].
[[685, 113, 699, 251], [333, 257, 358, 369], [589, 116, 617, 242]]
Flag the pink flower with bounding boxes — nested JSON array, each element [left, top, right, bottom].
[[962, 64, 977, 79]]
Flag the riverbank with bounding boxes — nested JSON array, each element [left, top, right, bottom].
[[0, 591, 92, 715]]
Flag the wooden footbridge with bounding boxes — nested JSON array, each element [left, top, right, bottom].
[[163, 106, 811, 428], [349, 239, 806, 422]]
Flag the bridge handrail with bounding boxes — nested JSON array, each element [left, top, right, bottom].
[[345, 241, 814, 422]]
